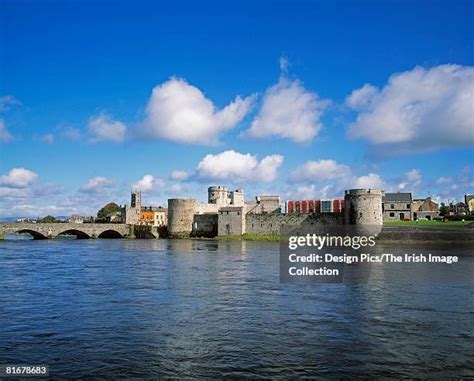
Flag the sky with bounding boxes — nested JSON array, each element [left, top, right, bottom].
[[0, 0, 473, 217]]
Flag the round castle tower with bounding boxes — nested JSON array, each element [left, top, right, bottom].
[[208, 186, 229, 206], [167, 198, 197, 237], [344, 189, 383, 226]]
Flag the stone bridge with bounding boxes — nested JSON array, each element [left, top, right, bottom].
[[0, 223, 134, 240]]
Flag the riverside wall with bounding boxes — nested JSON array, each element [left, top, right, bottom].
[[245, 213, 344, 234], [378, 226, 474, 242]]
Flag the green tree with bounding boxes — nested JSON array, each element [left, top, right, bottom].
[[97, 202, 121, 222], [40, 215, 58, 223], [439, 202, 449, 217]]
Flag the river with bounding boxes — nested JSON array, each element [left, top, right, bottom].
[[0, 237, 473, 378]]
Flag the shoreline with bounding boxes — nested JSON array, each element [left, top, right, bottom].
[[3, 225, 473, 244], [215, 225, 474, 243]]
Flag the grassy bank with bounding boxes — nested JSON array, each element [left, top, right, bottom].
[[384, 220, 470, 228], [217, 232, 281, 242]]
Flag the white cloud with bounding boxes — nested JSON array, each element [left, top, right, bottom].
[[40, 133, 54, 144], [196, 150, 283, 182], [436, 176, 452, 185], [406, 169, 421, 182], [291, 159, 351, 182], [433, 166, 474, 202], [79, 176, 113, 193], [354, 173, 386, 189], [398, 169, 422, 192], [345, 84, 378, 110], [170, 183, 183, 193], [347, 64, 474, 151], [133, 174, 165, 193], [406, 169, 421, 185], [287, 161, 390, 196], [0, 119, 12, 142], [170, 170, 189, 181], [286, 184, 334, 200], [139, 77, 255, 145], [279, 55, 289, 73], [0, 204, 77, 218], [58, 125, 81, 141], [244, 77, 329, 143], [398, 181, 408, 190], [87, 113, 126, 143], [0, 168, 38, 188], [0, 183, 62, 204], [0, 95, 21, 112]]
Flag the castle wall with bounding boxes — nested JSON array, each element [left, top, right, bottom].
[[218, 207, 245, 236], [193, 213, 218, 237], [245, 196, 281, 215], [196, 202, 220, 214], [245, 213, 343, 234]]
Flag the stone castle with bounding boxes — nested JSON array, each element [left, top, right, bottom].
[[167, 186, 383, 238], [0, 187, 383, 241]]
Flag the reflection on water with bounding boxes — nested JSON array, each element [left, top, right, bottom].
[[0, 238, 473, 378]]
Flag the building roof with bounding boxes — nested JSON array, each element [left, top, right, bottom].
[[413, 198, 438, 212], [382, 192, 412, 202]]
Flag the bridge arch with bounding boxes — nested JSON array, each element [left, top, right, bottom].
[[57, 229, 91, 239], [98, 229, 124, 239], [17, 229, 48, 240]]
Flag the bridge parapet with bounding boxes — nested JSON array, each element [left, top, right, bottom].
[[0, 223, 133, 240]]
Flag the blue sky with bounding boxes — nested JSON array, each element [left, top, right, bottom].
[[0, 0, 473, 217]]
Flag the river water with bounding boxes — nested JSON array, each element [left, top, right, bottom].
[[0, 237, 473, 378]]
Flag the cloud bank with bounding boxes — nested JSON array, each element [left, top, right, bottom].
[[0, 168, 38, 188], [87, 113, 127, 143], [139, 78, 255, 145], [244, 77, 329, 143], [133, 174, 165, 193], [170, 170, 189, 181], [346, 64, 474, 152], [291, 159, 351, 182], [196, 150, 283, 182], [79, 176, 113, 194]]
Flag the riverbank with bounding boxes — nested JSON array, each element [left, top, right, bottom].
[[377, 225, 474, 243], [216, 232, 281, 242], [216, 225, 474, 243], [384, 220, 473, 228]]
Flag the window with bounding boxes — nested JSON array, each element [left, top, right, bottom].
[[390, 204, 395, 209], [407, 204, 410, 209], [320, 200, 332, 213], [389, 212, 395, 217]]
